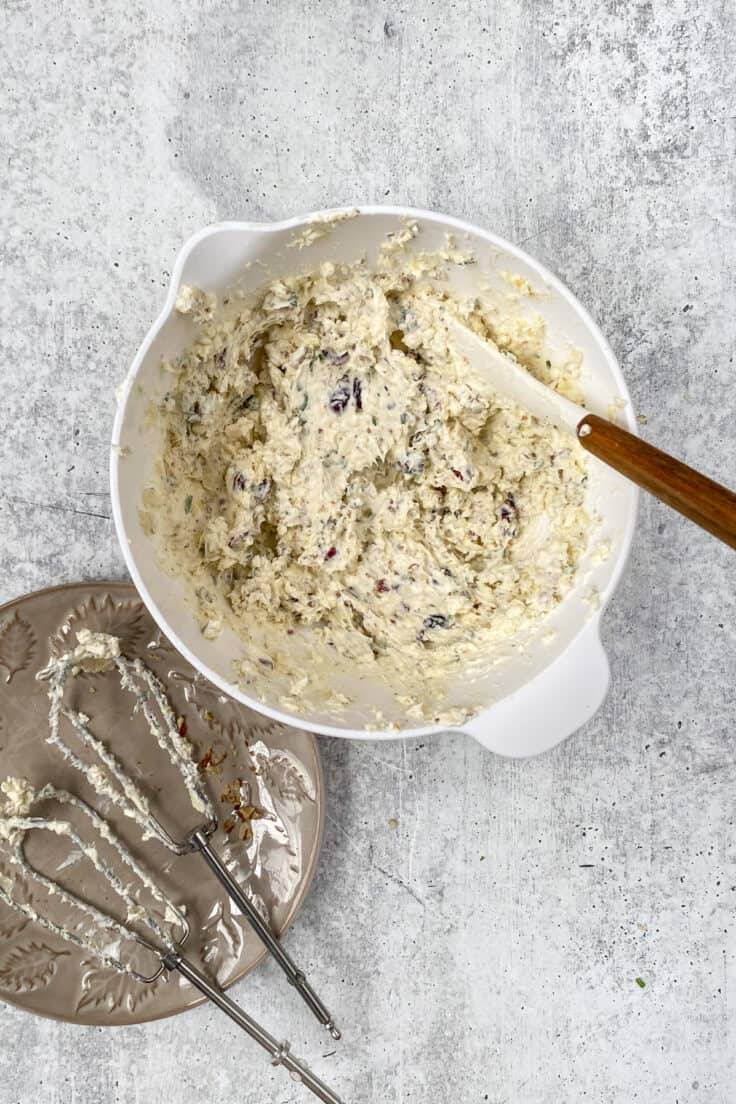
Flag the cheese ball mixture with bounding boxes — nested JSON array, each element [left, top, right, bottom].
[[142, 232, 591, 725]]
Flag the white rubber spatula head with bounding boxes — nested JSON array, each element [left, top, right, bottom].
[[448, 319, 586, 437], [449, 318, 736, 550]]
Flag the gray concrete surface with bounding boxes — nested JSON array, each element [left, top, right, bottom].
[[1, 1, 735, 1101]]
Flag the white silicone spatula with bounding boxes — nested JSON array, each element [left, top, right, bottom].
[[450, 320, 736, 549]]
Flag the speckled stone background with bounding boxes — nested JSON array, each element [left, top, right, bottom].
[[1, 1, 735, 1102]]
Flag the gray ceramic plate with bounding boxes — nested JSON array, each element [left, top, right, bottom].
[[0, 582, 324, 1025]]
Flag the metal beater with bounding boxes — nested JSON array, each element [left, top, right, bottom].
[[38, 632, 339, 1037], [0, 779, 343, 1104]]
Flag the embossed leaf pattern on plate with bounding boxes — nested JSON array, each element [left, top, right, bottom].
[[75, 961, 164, 1016], [0, 941, 69, 994], [0, 914, 27, 941], [0, 862, 32, 940], [0, 612, 37, 684], [48, 594, 147, 664], [219, 735, 313, 908], [200, 899, 246, 985], [267, 747, 317, 805], [167, 673, 317, 921]]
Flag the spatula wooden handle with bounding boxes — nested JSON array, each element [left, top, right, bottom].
[[577, 414, 736, 549]]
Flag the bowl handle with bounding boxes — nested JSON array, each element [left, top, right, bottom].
[[459, 622, 610, 758]]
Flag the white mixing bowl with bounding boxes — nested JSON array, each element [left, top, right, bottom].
[[111, 206, 638, 756]]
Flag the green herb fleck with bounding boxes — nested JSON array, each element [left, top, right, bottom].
[[635, 977, 646, 989], [371, 415, 378, 427], [400, 412, 408, 424], [184, 495, 193, 514]]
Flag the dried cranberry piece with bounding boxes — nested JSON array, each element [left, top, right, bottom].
[[422, 614, 449, 630], [325, 546, 338, 560], [328, 375, 351, 413], [499, 492, 516, 520], [498, 493, 518, 537], [376, 578, 389, 593]]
